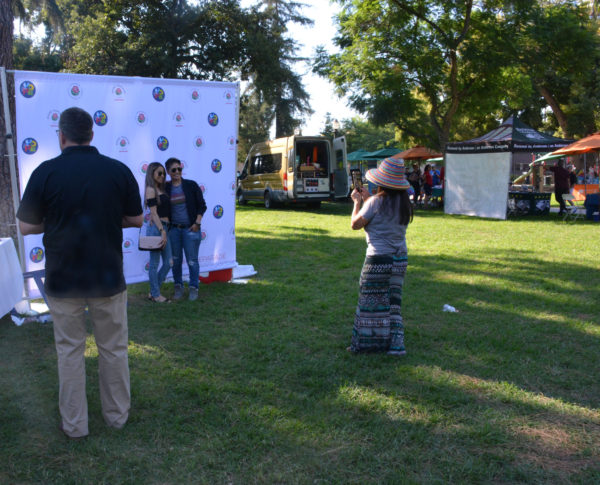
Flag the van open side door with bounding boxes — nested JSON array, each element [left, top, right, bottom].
[[332, 136, 349, 198]]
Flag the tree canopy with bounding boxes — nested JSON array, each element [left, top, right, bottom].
[[316, 0, 600, 150]]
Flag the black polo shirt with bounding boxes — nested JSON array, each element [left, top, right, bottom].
[[17, 145, 142, 298]]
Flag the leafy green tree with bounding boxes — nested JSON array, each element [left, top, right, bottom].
[[242, 0, 313, 138], [237, 83, 275, 167], [13, 35, 62, 71], [513, 1, 600, 137], [52, 0, 249, 79], [318, 0, 599, 147], [340, 117, 397, 154], [316, 0, 527, 149], [319, 112, 335, 138]]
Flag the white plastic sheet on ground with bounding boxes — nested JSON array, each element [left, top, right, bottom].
[[0, 238, 24, 318], [445, 152, 511, 220]]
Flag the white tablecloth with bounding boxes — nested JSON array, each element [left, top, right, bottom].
[[0, 238, 24, 318]]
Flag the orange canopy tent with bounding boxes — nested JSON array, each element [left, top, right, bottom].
[[549, 132, 600, 156], [545, 132, 600, 200], [392, 145, 442, 161]]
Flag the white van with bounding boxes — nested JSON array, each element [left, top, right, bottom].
[[237, 135, 349, 208]]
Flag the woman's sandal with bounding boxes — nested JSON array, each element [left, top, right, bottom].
[[149, 295, 170, 303]]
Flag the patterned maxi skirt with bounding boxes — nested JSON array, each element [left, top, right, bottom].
[[350, 252, 407, 353]]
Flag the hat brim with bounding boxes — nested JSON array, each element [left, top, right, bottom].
[[365, 168, 411, 190]]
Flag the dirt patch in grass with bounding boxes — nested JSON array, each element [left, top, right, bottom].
[[515, 423, 599, 474]]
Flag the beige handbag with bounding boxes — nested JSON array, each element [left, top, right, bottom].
[[138, 234, 163, 251], [138, 223, 164, 251]]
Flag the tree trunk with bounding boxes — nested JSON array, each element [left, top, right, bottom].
[[0, 0, 17, 241], [537, 85, 569, 137]]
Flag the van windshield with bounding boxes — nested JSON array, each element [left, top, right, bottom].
[[296, 140, 329, 178]]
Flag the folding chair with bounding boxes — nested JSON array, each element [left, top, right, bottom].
[[562, 194, 583, 222]]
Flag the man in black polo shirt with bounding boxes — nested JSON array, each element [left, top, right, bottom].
[[17, 107, 143, 439]]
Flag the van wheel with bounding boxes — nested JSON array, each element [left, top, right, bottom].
[[264, 192, 273, 209], [237, 190, 247, 205]]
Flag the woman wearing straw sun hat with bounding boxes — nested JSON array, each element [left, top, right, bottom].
[[348, 157, 413, 355]]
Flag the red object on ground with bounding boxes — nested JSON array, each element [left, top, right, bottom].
[[199, 268, 233, 284]]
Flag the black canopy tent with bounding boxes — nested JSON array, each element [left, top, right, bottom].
[[446, 116, 573, 178], [444, 116, 573, 220]]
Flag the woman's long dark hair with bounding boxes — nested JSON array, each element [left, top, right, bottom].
[[375, 186, 413, 225], [144, 162, 165, 208]]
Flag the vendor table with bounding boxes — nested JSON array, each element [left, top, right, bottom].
[[507, 192, 551, 216], [0, 238, 24, 318]]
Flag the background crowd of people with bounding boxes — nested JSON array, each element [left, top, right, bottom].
[[406, 162, 444, 207]]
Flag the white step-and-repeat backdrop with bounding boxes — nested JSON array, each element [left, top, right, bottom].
[[15, 70, 239, 288]]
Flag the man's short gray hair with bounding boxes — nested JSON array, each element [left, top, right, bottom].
[[59, 107, 93, 144]]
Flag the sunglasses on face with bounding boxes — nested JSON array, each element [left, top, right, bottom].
[[155, 171, 165, 176], [170, 167, 183, 173]]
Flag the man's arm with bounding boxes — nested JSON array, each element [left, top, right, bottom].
[[122, 214, 143, 228], [19, 220, 44, 235]]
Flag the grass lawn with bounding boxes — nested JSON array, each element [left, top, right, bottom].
[[1, 202, 599, 484]]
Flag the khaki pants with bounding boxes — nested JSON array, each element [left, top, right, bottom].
[[47, 290, 130, 438]]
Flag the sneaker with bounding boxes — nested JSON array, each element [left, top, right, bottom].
[[188, 287, 198, 301], [387, 350, 407, 356], [173, 284, 184, 300]]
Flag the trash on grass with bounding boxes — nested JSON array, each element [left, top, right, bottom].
[[442, 304, 458, 313]]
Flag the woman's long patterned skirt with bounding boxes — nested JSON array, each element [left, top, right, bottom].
[[350, 252, 407, 354]]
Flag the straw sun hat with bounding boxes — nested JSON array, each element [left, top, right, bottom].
[[365, 157, 411, 190]]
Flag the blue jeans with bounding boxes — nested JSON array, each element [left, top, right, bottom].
[[147, 223, 173, 298], [169, 226, 200, 289]]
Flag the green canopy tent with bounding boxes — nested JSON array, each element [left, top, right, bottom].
[[347, 148, 402, 161], [347, 148, 402, 178], [347, 149, 370, 162]]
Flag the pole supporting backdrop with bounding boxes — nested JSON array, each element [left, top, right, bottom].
[[13, 70, 239, 293]]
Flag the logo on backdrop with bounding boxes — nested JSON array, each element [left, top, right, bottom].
[[122, 238, 134, 252], [191, 89, 201, 102], [22, 138, 38, 155], [116, 136, 129, 152], [201, 231, 207, 241], [47, 110, 60, 125], [227, 136, 236, 149], [29, 247, 44, 263], [113, 85, 126, 100], [69, 83, 82, 98], [213, 205, 224, 219], [199, 184, 206, 194], [139, 162, 150, 175], [20, 81, 36, 98], [152, 87, 165, 102], [211, 159, 222, 173], [193, 136, 204, 149], [144, 261, 150, 273], [136, 111, 148, 126], [173, 112, 185, 127], [230, 181, 236, 192], [207, 112, 219, 127], [144, 212, 151, 223], [94, 110, 108, 126], [157, 136, 169, 151], [223, 90, 234, 103]]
